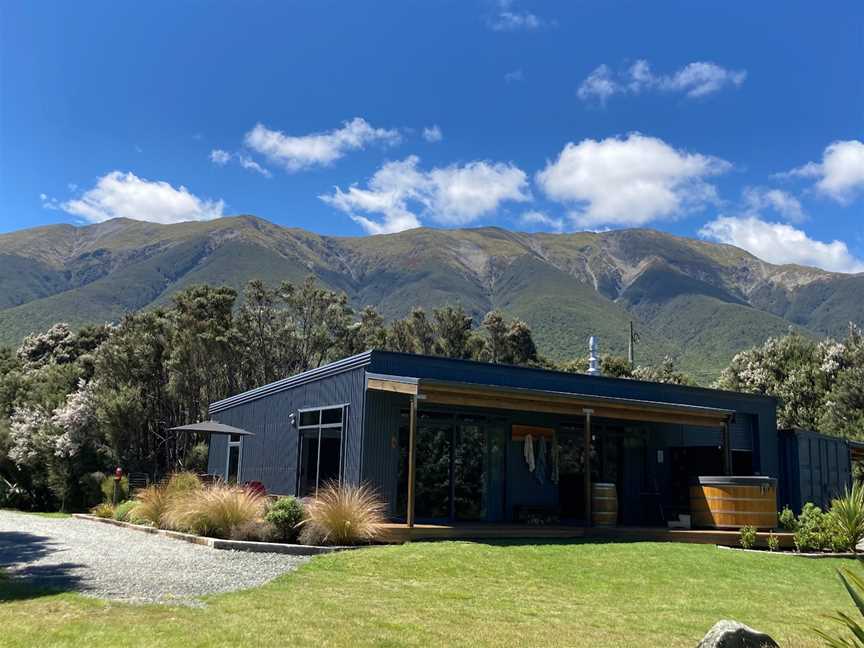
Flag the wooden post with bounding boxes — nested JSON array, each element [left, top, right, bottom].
[[721, 420, 733, 476], [583, 408, 593, 526], [406, 395, 418, 529]]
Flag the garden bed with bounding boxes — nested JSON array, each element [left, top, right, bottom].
[[717, 545, 860, 559], [73, 514, 357, 556]]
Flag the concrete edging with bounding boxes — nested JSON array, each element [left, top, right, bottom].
[[72, 514, 356, 555], [717, 544, 860, 559]]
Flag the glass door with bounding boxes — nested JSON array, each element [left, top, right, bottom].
[[413, 413, 453, 520], [454, 416, 487, 521]]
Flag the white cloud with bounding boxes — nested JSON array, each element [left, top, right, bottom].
[[422, 125, 443, 143], [578, 59, 746, 105], [210, 149, 271, 177], [577, 65, 619, 105], [519, 210, 564, 232], [504, 68, 525, 83], [488, 0, 545, 31], [536, 133, 730, 227], [321, 155, 530, 234], [742, 186, 805, 222], [210, 149, 231, 165], [700, 216, 864, 274], [244, 117, 400, 172], [779, 140, 864, 203], [55, 171, 225, 224]]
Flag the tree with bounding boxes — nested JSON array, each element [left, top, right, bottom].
[[505, 319, 538, 366], [481, 311, 508, 363], [433, 305, 473, 359], [408, 308, 436, 355]]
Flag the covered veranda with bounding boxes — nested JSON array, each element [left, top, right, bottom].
[[367, 373, 745, 540]]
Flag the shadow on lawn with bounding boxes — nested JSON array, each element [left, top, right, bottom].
[[0, 530, 85, 601]]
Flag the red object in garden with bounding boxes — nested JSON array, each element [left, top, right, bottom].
[[245, 481, 266, 496], [114, 466, 123, 481]]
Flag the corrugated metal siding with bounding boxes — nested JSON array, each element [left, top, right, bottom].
[[207, 432, 228, 475], [361, 390, 408, 516], [208, 366, 367, 494]]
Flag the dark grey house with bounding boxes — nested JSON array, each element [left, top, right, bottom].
[[206, 350, 853, 528]]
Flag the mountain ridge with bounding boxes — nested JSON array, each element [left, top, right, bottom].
[[0, 215, 861, 383]]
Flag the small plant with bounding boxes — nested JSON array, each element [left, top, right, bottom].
[[90, 502, 114, 518], [298, 481, 386, 546], [265, 496, 306, 542], [767, 531, 780, 552], [814, 566, 864, 647], [113, 500, 137, 522], [779, 506, 798, 531], [739, 524, 758, 549], [100, 474, 129, 503], [163, 483, 266, 539], [795, 503, 828, 552], [830, 482, 864, 553]]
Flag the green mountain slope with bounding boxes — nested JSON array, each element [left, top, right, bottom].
[[0, 215, 861, 382]]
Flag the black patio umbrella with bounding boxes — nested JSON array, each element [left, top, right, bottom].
[[167, 420, 255, 436]]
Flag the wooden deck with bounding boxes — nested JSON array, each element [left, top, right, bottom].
[[380, 523, 795, 548]]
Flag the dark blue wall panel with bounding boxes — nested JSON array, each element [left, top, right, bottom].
[[207, 366, 367, 494]]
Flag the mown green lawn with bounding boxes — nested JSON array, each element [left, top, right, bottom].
[[0, 540, 856, 647]]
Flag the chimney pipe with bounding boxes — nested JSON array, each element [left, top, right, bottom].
[[587, 336, 601, 376]]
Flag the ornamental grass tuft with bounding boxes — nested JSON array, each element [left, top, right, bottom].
[[163, 483, 266, 539], [830, 481, 864, 553], [298, 481, 385, 546]]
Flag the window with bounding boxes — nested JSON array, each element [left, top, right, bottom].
[[226, 434, 243, 484], [297, 405, 346, 496]]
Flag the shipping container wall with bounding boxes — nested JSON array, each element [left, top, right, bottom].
[[778, 430, 852, 512]]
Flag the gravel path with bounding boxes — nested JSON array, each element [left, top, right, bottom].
[[0, 510, 309, 605]]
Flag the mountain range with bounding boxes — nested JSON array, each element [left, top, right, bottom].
[[1, 215, 861, 383]]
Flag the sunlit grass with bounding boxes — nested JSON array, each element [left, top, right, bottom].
[[0, 541, 855, 647]]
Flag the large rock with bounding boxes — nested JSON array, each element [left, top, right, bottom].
[[696, 620, 779, 648]]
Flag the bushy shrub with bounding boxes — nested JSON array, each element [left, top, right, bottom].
[[298, 481, 385, 546], [830, 482, 864, 553], [265, 496, 305, 542], [113, 500, 137, 522], [778, 506, 797, 531], [794, 503, 828, 552], [767, 532, 780, 552], [0, 478, 31, 510], [91, 502, 114, 518], [739, 525, 757, 549], [163, 483, 266, 539], [184, 442, 210, 474], [100, 475, 129, 503], [79, 471, 106, 508], [164, 472, 203, 498]]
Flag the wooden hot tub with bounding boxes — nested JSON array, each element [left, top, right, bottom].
[[689, 476, 778, 529]]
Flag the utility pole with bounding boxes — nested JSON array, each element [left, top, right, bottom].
[[628, 321, 639, 367]]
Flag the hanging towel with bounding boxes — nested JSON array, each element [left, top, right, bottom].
[[535, 436, 547, 485], [524, 433, 535, 472]]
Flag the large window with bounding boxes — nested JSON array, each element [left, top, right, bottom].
[[297, 405, 346, 496], [226, 433, 243, 484]]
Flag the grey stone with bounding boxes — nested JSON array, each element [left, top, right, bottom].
[[697, 620, 779, 648]]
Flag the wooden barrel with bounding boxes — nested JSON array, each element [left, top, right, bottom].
[[689, 477, 778, 529], [591, 482, 618, 526]]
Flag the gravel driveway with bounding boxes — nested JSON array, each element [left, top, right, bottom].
[[0, 510, 309, 605]]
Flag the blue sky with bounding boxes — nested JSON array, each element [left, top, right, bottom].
[[1, 1, 862, 272]]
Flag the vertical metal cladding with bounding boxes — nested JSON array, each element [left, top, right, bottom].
[[361, 391, 409, 516], [778, 429, 852, 511], [207, 366, 368, 494]]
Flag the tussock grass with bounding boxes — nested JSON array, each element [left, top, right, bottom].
[[299, 482, 385, 545], [163, 483, 266, 539]]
